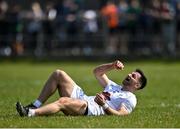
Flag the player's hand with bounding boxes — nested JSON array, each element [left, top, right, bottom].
[[94, 93, 106, 106], [113, 60, 124, 70]]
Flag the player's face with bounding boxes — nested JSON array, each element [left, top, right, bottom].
[[122, 71, 141, 88]]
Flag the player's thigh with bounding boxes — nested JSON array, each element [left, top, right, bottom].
[[59, 97, 87, 116], [55, 70, 76, 97]]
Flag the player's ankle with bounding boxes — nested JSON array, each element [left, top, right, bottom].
[[33, 100, 42, 108], [28, 109, 36, 117]]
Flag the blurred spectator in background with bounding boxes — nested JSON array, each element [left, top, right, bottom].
[[137, 2, 152, 56], [65, 0, 79, 49], [26, 1, 45, 55], [117, 0, 129, 55], [9, 4, 24, 56], [118, 0, 128, 30], [0, 0, 11, 56], [176, 0, 180, 53], [83, 10, 98, 55], [126, 0, 142, 54], [148, 0, 162, 55], [43, 1, 57, 53], [54, 0, 80, 51], [101, 0, 119, 55], [161, 0, 176, 56]]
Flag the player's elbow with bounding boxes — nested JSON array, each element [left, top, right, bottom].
[[111, 106, 131, 116], [93, 68, 98, 75], [117, 109, 130, 116], [93, 67, 102, 77]]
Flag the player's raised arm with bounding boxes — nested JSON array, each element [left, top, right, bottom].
[[93, 60, 124, 88]]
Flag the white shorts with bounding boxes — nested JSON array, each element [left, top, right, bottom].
[[70, 84, 105, 116]]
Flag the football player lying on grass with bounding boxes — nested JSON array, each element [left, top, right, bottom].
[[16, 60, 147, 117]]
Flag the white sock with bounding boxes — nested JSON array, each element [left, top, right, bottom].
[[28, 109, 36, 117], [33, 100, 42, 108]]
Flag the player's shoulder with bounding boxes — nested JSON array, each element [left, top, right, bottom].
[[107, 80, 122, 88], [126, 92, 137, 106]]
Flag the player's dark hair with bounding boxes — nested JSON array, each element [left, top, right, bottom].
[[136, 69, 147, 90]]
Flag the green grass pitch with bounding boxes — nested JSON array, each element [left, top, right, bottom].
[[0, 60, 179, 128]]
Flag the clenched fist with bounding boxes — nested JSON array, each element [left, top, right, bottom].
[[113, 60, 124, 70]]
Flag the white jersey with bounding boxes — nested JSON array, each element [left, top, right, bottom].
[[71, 80, 137, 115], [103, 80, 137, 113]]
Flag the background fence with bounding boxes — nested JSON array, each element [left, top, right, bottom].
[[0, 0, 180, 58]]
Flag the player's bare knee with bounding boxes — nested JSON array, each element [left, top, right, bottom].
[[53, 69, 66, 80], [58, 97, 69, 105]]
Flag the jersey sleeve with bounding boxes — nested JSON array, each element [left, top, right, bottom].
[[107, 80, 120, 87]]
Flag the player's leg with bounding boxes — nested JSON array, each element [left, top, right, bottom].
[[37, 69, 76, 103], [23, 69, 76, 109], [31, 97, 88, 116]]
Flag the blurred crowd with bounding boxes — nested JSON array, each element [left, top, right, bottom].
[[0, 0, 180, 57]]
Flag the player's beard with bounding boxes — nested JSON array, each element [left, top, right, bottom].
[[122, 76, 131, 86]]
